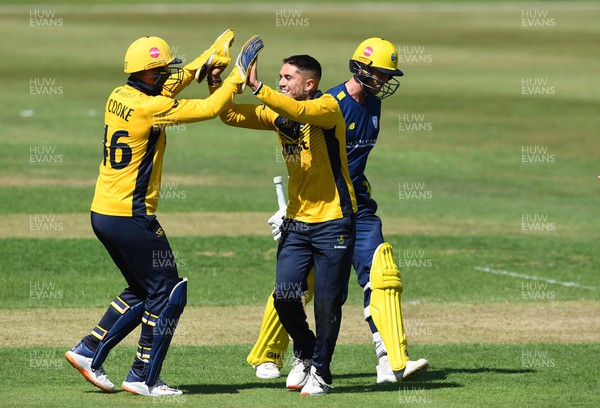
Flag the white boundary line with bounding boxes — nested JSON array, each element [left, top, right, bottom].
[[5, 2, 600, 14], [474, 266, 595, 290]]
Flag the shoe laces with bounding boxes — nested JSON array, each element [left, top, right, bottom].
[[291, 358, 310, 372], [155, 377, 177, 390], [92, 366, 109, 381], [309, 371, 333, 390], [93, 366, 106, 376]]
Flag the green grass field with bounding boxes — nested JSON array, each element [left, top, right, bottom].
[[1, 1, 599, 407]]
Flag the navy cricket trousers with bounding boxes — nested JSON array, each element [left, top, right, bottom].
[[91, 212, 180, 315], [273, 214, 355, 384]]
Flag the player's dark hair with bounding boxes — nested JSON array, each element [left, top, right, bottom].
[[283, 55, 322, 81]]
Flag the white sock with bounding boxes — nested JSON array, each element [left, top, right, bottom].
[[373, 332, 387, 358]]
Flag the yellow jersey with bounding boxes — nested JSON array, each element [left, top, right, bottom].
[[91, 77, 236, 216], [220, 84, 357, 223]]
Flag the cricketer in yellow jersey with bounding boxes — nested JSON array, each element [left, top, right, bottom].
[[247, 39, 429, 384], [65, 31, 264, 397], [210, 54, 357, 395]]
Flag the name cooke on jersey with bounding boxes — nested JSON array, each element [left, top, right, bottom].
[[107, 98, 135, 122]]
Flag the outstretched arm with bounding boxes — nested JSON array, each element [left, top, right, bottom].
[[151, 35, 268, 125], [248, 60, 339, 129], [162, 29, 235, 98], [207, 41, 277, 131], [151, 80, 239, 125]]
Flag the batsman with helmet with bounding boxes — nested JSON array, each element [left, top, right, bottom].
[[247, 38, 429, 384], [64, 30, 264, 397]]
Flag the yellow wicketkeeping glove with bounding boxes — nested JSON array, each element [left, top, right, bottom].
[[183, 28, 235, 83]]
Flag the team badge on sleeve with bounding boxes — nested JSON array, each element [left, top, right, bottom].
[[372, 116, 378, 129]]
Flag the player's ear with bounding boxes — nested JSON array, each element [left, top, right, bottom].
[[304, 78, 316, 94]]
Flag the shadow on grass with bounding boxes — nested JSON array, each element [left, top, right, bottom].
[[423, 367, 535, 381], [333, 370, 457, 393], [181, 381, 284, 395], [179, 367, 536, 395], [334, 366, 536, 393]]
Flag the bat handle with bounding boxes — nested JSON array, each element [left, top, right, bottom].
[[273, 176, 286, 210]]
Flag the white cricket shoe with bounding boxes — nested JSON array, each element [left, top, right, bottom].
[[255, 362, 281, 379], [65, 342, 115, 393], [376, 355, 429, 383], [300, 366, 332, 396], [121, 369, 183, 397], [286, 358, 312, 389]]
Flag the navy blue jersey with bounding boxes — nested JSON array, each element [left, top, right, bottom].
[[328, 83, 381, 213]]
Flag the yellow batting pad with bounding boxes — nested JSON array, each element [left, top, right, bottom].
[[247, 291, 289, 368], [369, 243, 408, 371], [247, 267, 315, 368]]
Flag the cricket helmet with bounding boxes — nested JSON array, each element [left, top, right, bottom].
[[349, 37, 402, 99], [124, 36, 182, 73]]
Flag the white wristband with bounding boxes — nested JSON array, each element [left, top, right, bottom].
[[252, 82, 263, 95]]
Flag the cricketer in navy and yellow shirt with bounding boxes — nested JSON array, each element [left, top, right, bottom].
[[328, 82, 381, 214], [218, 84, 357, 223], [91, 75, 238, 217]]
